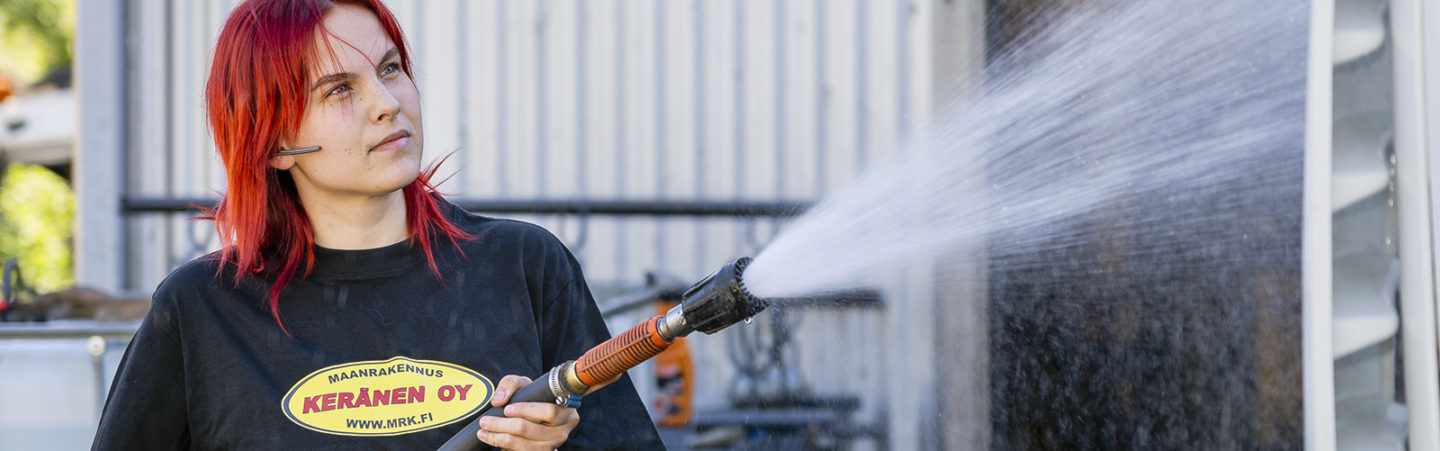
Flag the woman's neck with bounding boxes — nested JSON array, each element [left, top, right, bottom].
[[299, 190, 410, 250]]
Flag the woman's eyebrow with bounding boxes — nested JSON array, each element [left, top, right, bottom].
[[377, 48, 399, 65], [311, 72, 355, 92], [309, 48, 401, 92]]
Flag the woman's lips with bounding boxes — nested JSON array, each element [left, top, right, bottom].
[[370, 130, 411, 152]]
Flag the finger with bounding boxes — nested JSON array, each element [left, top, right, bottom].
[[476, 428, 527, 451], [503, 402, 579, 427], [476, 429, 559, 451], [492, 375, 533, 407], [477, 415, 572, 449], [476, 425, 526, 450]]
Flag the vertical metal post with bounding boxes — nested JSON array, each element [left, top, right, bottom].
[[456, 0, 470, 190], [1303, 0, 1336, 449], [497, 0, 512, 196], [1390, 0, 1440, 448], [654, 0, 668, 271], [575, 0, 589, 199], [75, 0, 128, 294], [856, 0, 871, 167], [773, 0, 787, 198], [536, 0, 551, 198], [88, 335, 107, 414], [733, 0, 746, 199], [1426, 0, 1440, 391], [815, 0, 828, 194], [693, 0, 708, 272], [930, 3, 988, 449], [614, 1, 630, 275], [897, 0, 912, 138], [733, 0, 749, 264]]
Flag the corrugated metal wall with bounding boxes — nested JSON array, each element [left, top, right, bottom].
[[98, 1, 984, 448], [120, 0, 940, 292]]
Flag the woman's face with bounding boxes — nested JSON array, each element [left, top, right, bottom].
[[272, 4, 423, 204]]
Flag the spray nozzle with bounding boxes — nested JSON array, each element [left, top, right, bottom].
[[659, 257, 768, 338]]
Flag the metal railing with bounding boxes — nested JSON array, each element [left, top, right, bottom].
[[121, 196, 813, 218]]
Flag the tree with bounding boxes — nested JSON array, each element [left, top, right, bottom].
[[0, 0, 73, 85], [0, 163, 74, 293]]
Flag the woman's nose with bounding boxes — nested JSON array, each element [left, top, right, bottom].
[[368, 82, 403, 124]]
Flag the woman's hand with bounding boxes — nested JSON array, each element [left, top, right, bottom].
[[476, 375, 581, 451]]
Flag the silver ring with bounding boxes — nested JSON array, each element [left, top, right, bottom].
[[548, 369, 565, 398]]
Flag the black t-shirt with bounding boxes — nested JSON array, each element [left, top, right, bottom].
[[93, 200, 664, 450]]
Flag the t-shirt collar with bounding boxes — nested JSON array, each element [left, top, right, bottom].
[[310, 238, 426, 280]]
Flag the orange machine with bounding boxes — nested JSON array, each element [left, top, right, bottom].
[[652, 299, 694, 427]]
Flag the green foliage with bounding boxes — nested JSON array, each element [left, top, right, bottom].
[[0, 0, 73, 84], [0, 163, 74, 293]]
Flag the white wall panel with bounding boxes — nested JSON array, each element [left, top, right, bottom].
[[111, 0, 949, 298], [124, 1, 170, 294], [98, 3, 971, 446], [463, 1, 503, 196]]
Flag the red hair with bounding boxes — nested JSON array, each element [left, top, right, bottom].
[[204, 0, 470, 333]]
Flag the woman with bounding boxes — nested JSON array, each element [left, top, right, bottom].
[[92, 1, 662, 449]]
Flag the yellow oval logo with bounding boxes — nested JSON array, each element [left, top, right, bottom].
[[282, 356, 493, 436]]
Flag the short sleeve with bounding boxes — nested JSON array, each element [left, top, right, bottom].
[[92, 280, 192, 450]]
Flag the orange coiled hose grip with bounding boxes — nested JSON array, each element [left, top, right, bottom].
[[574, 315, 674, 387]]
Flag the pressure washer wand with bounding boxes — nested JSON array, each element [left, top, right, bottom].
[[438, 257, 767, 451]]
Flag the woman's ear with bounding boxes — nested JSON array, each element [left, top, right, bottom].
[[270, 154, 295, 170]]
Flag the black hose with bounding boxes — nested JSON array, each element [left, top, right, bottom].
[[436, 377, 559, 451]]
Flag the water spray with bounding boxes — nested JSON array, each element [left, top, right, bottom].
[[438, 257, 768, 450]]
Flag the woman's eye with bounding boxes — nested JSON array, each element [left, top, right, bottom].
[[326, 83, 350, 98], [381, 63, 400, 76]]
